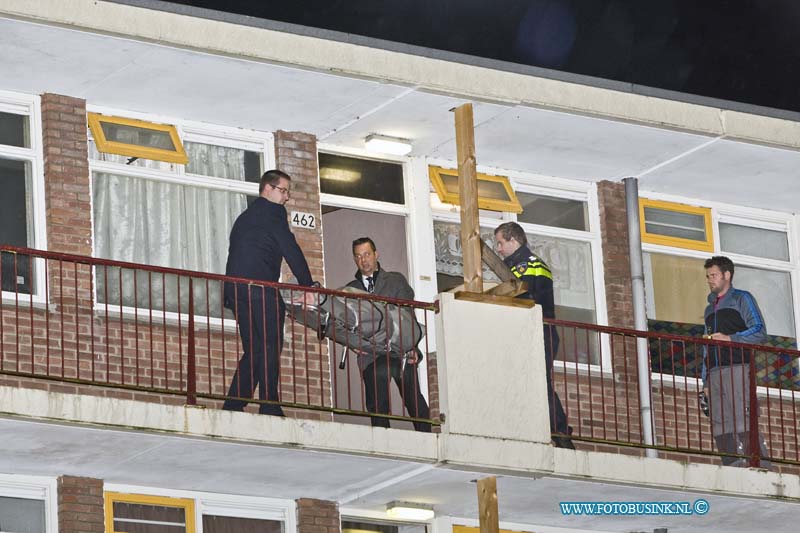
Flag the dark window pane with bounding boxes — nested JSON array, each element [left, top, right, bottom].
[[114, 502, 186, 521], [643, 207, 706, 241], [245, 150, 262, 184], [203, 515, 283, 533], [517, 192, 588, 231], [1, 250, 33, 294], [0, 158, 29, 246], [319, 153, 404, 204], [0, 157, 33, 294], [0, 496, 46, 533], [342, 520, 426, 533], [100, 121, 176, 150], [0, 111, 29, 147], [113, 502, 186, 533]]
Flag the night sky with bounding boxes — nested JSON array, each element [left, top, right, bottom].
[[166, 0, 800, 114]]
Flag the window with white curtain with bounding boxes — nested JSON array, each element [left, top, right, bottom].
[[89, 116, 268, 317]]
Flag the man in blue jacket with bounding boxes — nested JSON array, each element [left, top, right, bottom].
[[702, 255, 769, 466], [223, 169, 316, 416]]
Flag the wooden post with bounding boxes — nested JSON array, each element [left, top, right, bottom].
[[477, 477, 499, 533], [454, 103, 483, 293]]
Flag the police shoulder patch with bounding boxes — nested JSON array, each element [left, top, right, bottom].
[[516, 261, 528, 272]]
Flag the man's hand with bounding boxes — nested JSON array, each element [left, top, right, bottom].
[[709, 332, 731, 342], [405, 351, 419, 364], [293, 290, 319, 306]]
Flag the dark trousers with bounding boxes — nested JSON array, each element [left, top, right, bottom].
[[362, 355, 431, 432], [715, 432, 770, 467], [224, 290, 285, 416], [544, 326, 570, 436]]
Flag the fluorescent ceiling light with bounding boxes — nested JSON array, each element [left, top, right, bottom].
[[365, 134, 412, 156], [319, 167, 362, 182], [386, 501, 434, 521]]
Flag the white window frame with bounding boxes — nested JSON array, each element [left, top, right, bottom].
[[316, 143, 431, 394], [0, 473, 58, 533], [445, 517, 558, 533], [0, 90, 47, 305], [105, 483, 296, 533], [87, 105, 274, 329], [341, 508, 433, 527], [641, 190, 800, 397], [426, 158, 610, 372], [317, 143, 411, 217]]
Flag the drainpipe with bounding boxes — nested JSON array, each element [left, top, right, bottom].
[[624, 177, 657, 458]]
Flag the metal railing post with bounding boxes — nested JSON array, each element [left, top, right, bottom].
[[186, 277, 197, 406], [748, 350, 760, 467]]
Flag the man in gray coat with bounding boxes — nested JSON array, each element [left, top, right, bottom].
[[346, 237, 431, 432]]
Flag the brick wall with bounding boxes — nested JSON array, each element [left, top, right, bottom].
[[296, 498, 340, 533], [58, 475, 104, 533], [587, 180, 642, 443], [597, 180, 633, 329], [274, 131, 331, 420], [41, 94, 92, 256], [426, 351, 441, 431]]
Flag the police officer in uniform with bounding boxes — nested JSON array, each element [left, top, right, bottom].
[[494, 222, 574, 448]]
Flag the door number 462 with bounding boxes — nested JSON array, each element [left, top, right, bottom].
[[291, 211, 316, 229]]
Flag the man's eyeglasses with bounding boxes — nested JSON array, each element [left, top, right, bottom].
[[269, 183, 290, 196]]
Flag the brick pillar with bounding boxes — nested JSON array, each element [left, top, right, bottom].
[[596, 180, 640, 442], [296, 498, 340, 533], [40, 94, 93, 381], [274, 131, 330, 420], [57, 476, 104, 533], [597, 180, 634, 329], [426, 351, 441, 432], [41, 93, 92, 256]]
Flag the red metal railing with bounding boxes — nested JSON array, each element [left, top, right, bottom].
[[547, 317, 800, 467], [5, 245, 799, 459], [0, 246, 438, 429]]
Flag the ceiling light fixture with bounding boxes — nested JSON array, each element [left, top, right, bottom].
[[385, 501, 435, 521], [365, 134, 412, 156]]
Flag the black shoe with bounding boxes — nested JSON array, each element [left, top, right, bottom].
[[553, 436, 576, 449]]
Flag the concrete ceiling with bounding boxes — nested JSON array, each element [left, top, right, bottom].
[[0, 16, 798, 215], [2, 416, 797, 533]]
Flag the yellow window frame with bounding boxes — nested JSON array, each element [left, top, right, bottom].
[[88, 112, 188, 164], [639, 198, 714, 252], [429, 165, 522, 213], [104, 491, 196, 533]]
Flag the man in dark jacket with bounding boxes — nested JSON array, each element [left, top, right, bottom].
[[223, 169, 316, 416], [494, 222, 574, 449], [702, 255, 769, 466], [345, 237, 431, 432]]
